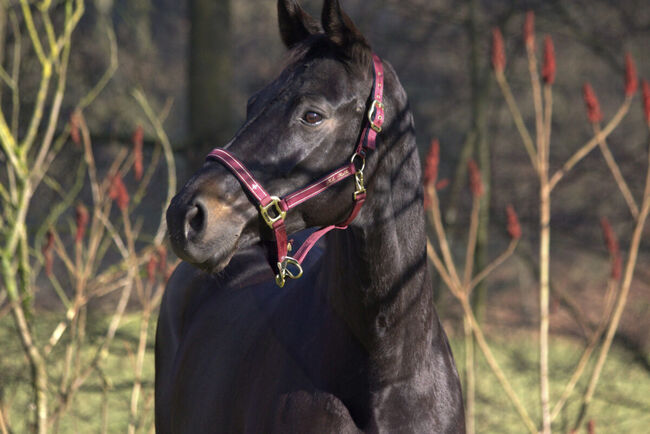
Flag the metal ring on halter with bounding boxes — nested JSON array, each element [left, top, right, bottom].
[[275, 257, 304, 288], [350, 153, 366, 172]]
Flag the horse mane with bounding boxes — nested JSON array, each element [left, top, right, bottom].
[[280, 33, 372, 74]]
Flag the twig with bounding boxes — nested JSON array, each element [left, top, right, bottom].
[[7, 5, 22, 145], [543, 85, 553, 168], [463, 316, 475, 434], [128, 306, 153, 434], [551, 278, 619, 421], [99, 368, 112, 434], [538, 75, 553, 434], [131, 143, 162, 207], [526, 36, 545, 168], [461, 295, 538, 434], [495, 71, 539, 172], [4, 299, 48, 434], [573, 144, 650, 429], [28, 24, 71, 177], [462, 195, 481, 434], [463, 196, 481, 289], [132, 88, 177, 246], [426, 242, 457, 292], [0, 404, 9, 434], [468, 239, 517, 292], [49, 270, 135, 426], [426, 236, 532, 430], [18, 0, 47, 65], [549, 97, 632, 191], [593, 124, 639, 219], [77, 21, 117, 111], [426, 185, 462, 287]]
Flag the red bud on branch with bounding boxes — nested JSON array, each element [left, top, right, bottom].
[[75, 204, 89, 243], [423, 138, 441, 210], [524, 11, 535, 51], [491, 28, 506, 73], [587, 420, 595, 434], [468, 160, 484, 198], [109, 174, 130, 212], [70, 112, 81, 146], [611, 255, 623, 280], [133, 125, 144, 181], [424, 138, 440, 184], [624, 53, 638, 97], [642, 79, 650, 126], [583, 83, 603, 124], [157, 245, 168, 274], [436, 178, 450, 191], [43, 230, 55, 277], [506, 205, 522, 240], [147, 254, 158, 284], [600, 217, 619, 257], [601, 217, 622, 280], [542, 36, 556, 85]]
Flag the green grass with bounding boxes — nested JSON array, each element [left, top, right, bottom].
[[1, 314, 648, 433], [0, 311, 156, 433], [450, 330, 650, 433]]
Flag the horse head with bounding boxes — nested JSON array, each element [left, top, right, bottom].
[[167, 0, 395, 276]]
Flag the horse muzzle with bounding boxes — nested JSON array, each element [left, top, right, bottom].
[[166, 185, 252, 272]]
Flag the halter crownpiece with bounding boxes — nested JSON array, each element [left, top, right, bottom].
[[206, 53, 385, 287]]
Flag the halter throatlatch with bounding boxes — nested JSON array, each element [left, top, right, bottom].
[[206, 54, 385, 287]]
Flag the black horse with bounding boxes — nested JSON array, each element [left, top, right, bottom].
[[158, 0, 465, 432]]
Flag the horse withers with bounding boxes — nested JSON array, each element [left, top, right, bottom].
[[158, 0, 465, 432]]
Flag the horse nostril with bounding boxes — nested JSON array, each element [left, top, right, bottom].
[[185, 201, 206, 240]]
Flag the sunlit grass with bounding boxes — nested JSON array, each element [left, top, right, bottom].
[[1, 314, 648, 432], [0, 312, 156, 433], [451, 330, 650, 433]]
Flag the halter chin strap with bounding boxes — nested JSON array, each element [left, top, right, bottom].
[[206, 53, 385, 287]]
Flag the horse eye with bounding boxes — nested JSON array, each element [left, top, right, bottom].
[[303, 111, 323, 125]]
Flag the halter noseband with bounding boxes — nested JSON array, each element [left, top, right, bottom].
[[206, 53, 385, 287]]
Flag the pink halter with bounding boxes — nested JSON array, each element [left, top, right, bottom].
[[207, 54, 385, 287]]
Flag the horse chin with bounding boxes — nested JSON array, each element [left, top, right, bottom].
[[199, 243, 239, 275]]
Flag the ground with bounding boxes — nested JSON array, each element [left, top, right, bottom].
[[0, 311, 648, 433]]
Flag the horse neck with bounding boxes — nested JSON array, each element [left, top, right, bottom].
[[323, 116, 439, 382]]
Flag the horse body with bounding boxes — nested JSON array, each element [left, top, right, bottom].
[[157, 1, 465, 432]]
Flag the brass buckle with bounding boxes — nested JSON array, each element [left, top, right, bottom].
[[354, 171, 366, 200], [367, 99, 384, 133], [275, 257, 304, 288], [259, 196, 286, 228]]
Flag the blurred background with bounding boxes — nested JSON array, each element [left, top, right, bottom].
[[0, 0, 649, 432]]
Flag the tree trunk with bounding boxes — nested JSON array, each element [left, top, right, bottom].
[[189, 0, 232, 166]]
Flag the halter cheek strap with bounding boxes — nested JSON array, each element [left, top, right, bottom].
[[206, 53, 385, 287]]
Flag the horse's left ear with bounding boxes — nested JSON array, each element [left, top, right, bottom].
[[321, 0, 371, 59], [278, 0, 321, 48]]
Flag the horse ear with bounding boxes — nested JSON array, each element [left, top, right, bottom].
[[278, 0, 321, 48], [321, 0, 370, 55]]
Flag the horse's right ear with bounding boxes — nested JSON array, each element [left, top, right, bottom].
[[321, 0, 370, 64], [278, 0, 321, 48]]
